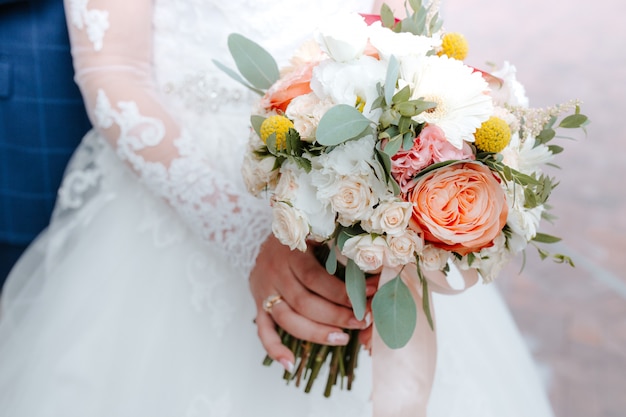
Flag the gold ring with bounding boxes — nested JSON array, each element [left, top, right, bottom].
[[262, 294, 284, 314]]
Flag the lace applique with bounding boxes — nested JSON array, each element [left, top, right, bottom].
[[68, 0, 110, 51], [94, 89, 272, 276]]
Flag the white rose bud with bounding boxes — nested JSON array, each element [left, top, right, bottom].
[[341, 234, 387, 272], [419, 244, 450, 271], [271, 201, 309, 252], [314, 13, 369, 62], [386, 230, 424, 267], [368, 200, 413, 236]]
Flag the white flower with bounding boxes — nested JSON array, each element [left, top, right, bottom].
[[491, 61, 529, 108], [368, 21, 440, 61], [310, 56, 387, 122], [241, 152, 277, 196], [276, 162, 335, 241], [403, 55, 493, 149], [328, 175, 376, 227], [476, 233, 510, 282], [272, 201, 309, 252], [419, 244, 450, 271], [505, 182, 543, 246], [342, 234, 387, 272], [285, 93, 334, 142], [314, 13, 369, 62], [362, 199, 413, 236], [501, 133, 554, 174], [386, 230, 424, 267]]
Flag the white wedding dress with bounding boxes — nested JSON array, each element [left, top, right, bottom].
[[0, 0, 555, 416]]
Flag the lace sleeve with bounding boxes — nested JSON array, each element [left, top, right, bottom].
[[64, 0, 272, 276]]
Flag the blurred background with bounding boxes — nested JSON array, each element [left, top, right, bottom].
[[441, 0, 626, 416]]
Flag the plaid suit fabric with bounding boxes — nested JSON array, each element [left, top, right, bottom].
[[0, 0, 91, 245]]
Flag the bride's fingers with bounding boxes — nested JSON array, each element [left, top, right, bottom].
[[269, 301, 351, 346], [276, 280, 370, 330], [255, 311, 295, 373]]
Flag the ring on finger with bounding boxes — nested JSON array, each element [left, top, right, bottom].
[[262, 294, 284, 314]]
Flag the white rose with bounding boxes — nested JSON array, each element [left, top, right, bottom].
[[419, 244, 450, 271], [365, 200, 413, 236], [285, 93, 334, 142], [241, 152, 277, 197], [386, 230, 424, 267], [314, 13, 369, 62], [328, 175, 375, 227], [271, 201, 309, 252], [341, 234, 387, 272]]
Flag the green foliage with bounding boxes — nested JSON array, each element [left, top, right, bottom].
[[346, 259, 367, 321], [316, 104, 372, 146], [227, 34, 279, 90], [372, 275, 417, 349]]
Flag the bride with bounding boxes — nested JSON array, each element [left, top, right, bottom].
[[0, 0, 555, 416]]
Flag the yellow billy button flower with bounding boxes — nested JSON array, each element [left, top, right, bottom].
[[474, 116, 512, 153], [260, 115, 295, 151], [438, 32, 469, 61]]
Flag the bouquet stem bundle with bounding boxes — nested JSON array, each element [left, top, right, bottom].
[[263, 245, 362, 397]]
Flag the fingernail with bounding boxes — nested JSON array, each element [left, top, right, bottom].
[[364, 312, 372, 328], [327, 332, 350, 345], [279, 358, 295, 374], [348, 317, 363, 328]]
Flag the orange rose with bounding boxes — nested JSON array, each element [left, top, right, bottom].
[[406, 162, 508, 255], [260, 62, 316, 113]]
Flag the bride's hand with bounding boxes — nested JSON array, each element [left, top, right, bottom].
[[250, 234, 375, 372]]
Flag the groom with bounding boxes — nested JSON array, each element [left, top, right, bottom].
[[0, 0, 91, 288]]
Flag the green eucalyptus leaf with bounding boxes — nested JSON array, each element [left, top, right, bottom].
[[372, 276, 417, 349], [346, 259, 367, 321], [383, 136, 402, 157], [536, 128, 556, 144], [393, 85, 411, 104], [212, 59, 265, 95], [228, 33, 279, 90], [250, 115, 266, 137], [548, 144, 564, 155], [325, 244, 338, 275], [385, 56, 400, 106], [265, 132, 278, 155], [403, 132, 415, 150], [559, 114, 589, 128], [316, 105, 371, 146], [381, 3, 396, 29], [533, 233, 562, 244]]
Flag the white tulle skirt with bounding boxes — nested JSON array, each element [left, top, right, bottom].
[[0, 135, 554, 417]]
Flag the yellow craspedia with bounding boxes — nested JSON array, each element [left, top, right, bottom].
[[260, 115, 294, 150], [474, 116, 512, 153], [438, 32, 469, 61]]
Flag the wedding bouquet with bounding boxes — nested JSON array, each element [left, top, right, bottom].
[[216, 0, 588, 396]]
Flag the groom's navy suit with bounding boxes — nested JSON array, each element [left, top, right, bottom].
[[0, 0, 91, 286]]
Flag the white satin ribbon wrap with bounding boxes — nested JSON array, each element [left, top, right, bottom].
[[371, 265, 479, 417]]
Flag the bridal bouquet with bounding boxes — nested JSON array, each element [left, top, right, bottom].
[[217, 0, 587, 396]]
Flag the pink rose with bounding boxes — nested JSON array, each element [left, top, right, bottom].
[[391, 125, 474, 193], [405, 162, 508, 255]]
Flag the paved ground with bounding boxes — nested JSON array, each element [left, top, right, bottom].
[[441, 0, 626, 416]]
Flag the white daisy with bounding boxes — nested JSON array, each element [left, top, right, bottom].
[[403, 55, 493, 149]]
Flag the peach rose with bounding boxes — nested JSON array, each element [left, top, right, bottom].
[[405, 162, 508, 255], [260, 62, 316, 113]]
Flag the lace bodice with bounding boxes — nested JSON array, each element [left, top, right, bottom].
[[62, 0, 368, 276]]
